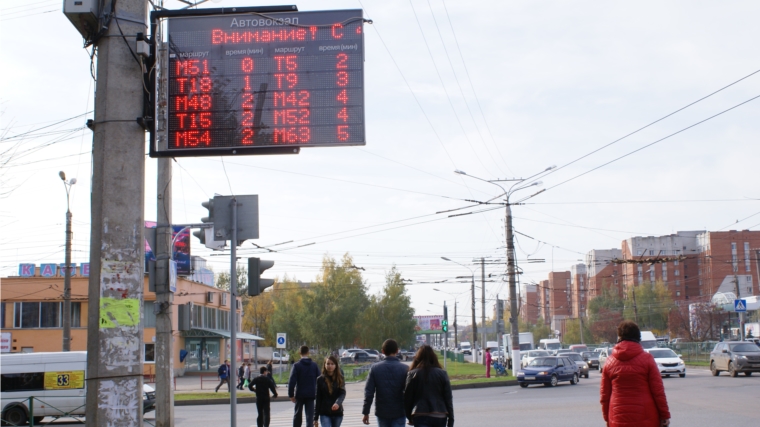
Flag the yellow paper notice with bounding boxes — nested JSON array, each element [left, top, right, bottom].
[[99, 297, 140, 328]]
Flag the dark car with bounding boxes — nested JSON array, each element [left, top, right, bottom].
[[582, 351, 600, 370], [143, 385, 156, 413], [710, 342, 760, 377], [517, 356, 580, 388], [351, 350, 374, 363], [566, 352, 590, 378]]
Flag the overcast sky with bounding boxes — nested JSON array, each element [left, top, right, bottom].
[[2, 0, 759, 326]]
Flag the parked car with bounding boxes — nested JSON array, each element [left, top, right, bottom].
[[520, 350, 551, 368], [645, 348, 685, 378], [517, 356, 580, 388], [710, 341, 760, 377], [566, 352, 590, 379], [400, 350, 416, 361], [581, 351, 600, 370], [341, 348, 363, 358], [272, 351, 289, 363], [598, 347, 611, 373], [351, 350, 375, 363], [362, 349, 382, 361]]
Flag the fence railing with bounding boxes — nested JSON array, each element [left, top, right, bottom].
[[0, 396, 85, 426]]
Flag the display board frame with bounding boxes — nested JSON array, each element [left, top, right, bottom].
[[148, 6, 366, 158]]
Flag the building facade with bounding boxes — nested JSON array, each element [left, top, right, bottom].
[[697, 230, 760, 298], [1, 263, 258, 376], [570, 264, 587, 318], [520, 284, 539, 325]]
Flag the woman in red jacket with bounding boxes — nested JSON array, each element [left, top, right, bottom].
[[600, 321, 671, 427]]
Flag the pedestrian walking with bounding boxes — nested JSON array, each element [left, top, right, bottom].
[[362, 339, 409, 427], [600, 320, 671, 427], [244, 362, 252, 391], [251, 366, 279, 427], [238, 362, 246, 390], [314, 355, 346, 427], [288, 345, 320, 427], [215, 359, 231, 393], [404, 345, 454, 427], [267, 359, 275, 385], [485, 348, 492, 378]]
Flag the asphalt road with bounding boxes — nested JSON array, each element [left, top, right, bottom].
[[138, 367, 755, 426]]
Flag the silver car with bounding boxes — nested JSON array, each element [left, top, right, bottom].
[[566, 352, 590, 378], [710, 342, 760, 377]]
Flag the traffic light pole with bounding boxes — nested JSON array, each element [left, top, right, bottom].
[[155, 157, 174, 427], [443, 301, 448, 370], [230, 197, 239, 427]]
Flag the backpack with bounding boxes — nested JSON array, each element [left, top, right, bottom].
[[218, 364, 228, 378]]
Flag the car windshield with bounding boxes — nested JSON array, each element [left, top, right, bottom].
[[567, 354, 583, 362], [519, 343, 532, 351], [545, 343, 561, 350], [641, 341, 657, 349], [730, 344, 758, 352], [529, 351, 549, 357], [528, 358, 557, 367], [649, 349, 678, 358], [582, 352, 597, 358]]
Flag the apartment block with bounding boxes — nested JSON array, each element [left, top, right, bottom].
[[520, 284, 539, 325], [697, 230, 760, 298], [585, 248, 623, 301], [570, 264, 587, 318]]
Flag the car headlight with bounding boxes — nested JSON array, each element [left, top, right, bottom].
[[517, 372, 524, 377], [538, 371, 548, 375]]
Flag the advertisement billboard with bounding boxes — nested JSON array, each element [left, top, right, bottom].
[[145, 221, 191, 275], [414, 315, 443, 335]]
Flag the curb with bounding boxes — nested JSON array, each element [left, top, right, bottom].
[[175, 381, 518, 406]]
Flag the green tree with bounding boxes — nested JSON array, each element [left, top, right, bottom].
[[216, 265, 248, 295], [623, 281, 672, 333], [587, 284, 625, 343], [242, 286, 274, 346], [299, 254, 370, 350], [562, 318, 595, 344], [359, 266, 417, 349], [269, 275, 307, 354]]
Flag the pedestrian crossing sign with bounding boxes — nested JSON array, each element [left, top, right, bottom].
[[735, 299, 747, 312]]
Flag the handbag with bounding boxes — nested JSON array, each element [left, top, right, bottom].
[[244, 379, 250, 388]]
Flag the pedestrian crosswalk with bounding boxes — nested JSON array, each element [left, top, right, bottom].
[[243, 399, 368, 427]]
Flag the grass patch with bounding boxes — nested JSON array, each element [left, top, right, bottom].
[[450, 376, 516, 385], [175, 392, 232, 401], [685, 360, 710, 367]]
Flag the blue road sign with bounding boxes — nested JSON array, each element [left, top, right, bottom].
[[277, 337, 285, 345], [735, 299, 747, 312]]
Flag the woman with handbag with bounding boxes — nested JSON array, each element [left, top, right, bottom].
[[314, 355, 346, 427], [404, 345, 454, 427]]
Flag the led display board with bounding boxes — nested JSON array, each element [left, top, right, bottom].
[[151, 8, 365, 157]]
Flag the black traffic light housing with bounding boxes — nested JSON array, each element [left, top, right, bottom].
[[193, 198, 215, 245], [442, 305, 449, 333], [248, 257, 275, 296]]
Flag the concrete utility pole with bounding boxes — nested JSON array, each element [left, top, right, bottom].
[[471, 274, 477, 363], [155, 157, 174, 427], [85, 0, 148, 425], [453, 301, 458, 349], [505, 203, 520, 371], [60, 171, 75, 351], [481, 257, 486, 365]]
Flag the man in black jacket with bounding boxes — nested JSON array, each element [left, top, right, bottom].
[[362, 339, 409, 427], [288, 345, 320, 427], [250, 366, 278, 427]]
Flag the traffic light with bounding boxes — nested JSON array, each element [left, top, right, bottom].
[[442, 305, 449, 333], [193, 198, 214, 245], [248, 257, 275, 296]]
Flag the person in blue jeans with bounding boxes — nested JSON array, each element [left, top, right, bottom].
[[215, 359, 230, 392], [404, 345, 454, 427], [289, 345, 321, 427], [362, 339, 409, 427], [314, 355, 346, 427]]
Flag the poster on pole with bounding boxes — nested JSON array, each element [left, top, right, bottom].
[[276, 333, 287, 349], [414, 315, 443, 334]]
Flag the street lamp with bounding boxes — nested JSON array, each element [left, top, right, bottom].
[[59, 171, 76, 351], [454, 166, 555, 371], [441, 257, 478, 363]]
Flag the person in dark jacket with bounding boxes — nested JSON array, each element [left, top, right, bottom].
[[314, 355, 346, 427], [250, 366, 278, 427], [237, 363, 246, 390], [600, 321, 671, 427], [404, 345, 454, 427], [362, 339, 409, 427], [289, 345, 321, 427], [215, 359, 231, 393]]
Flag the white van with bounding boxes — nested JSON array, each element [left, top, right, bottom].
[[1, 351, 155, 425], [640, 331, 657, 349]]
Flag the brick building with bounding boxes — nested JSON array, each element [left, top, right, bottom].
[[538, 279, 550, 324], [697, 230, 760, 298], [585, 248, 622, 300], [570, 264, 587, 318], [520, 284, 539, 325], [621, 231, 702, 301]]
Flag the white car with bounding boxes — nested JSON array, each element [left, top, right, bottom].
[[520, 350, 551, 368], [646, 348, 686, 378], [341, 348, 363, 358], [272, 351, 289, 363]]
